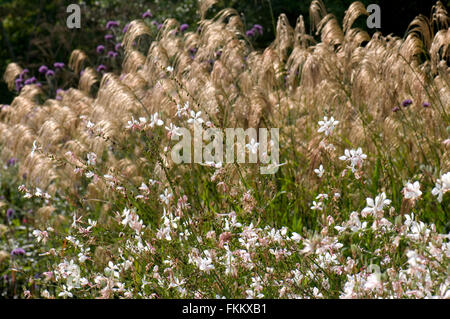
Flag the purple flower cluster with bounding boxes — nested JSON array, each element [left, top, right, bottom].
[[24, 77, 37, 85], [189, 47, 197, 59], [152, 21, 163, 30], [402, 99, 413, 107], [54, 62, 65, 69], [97, 64, 107, 73], [108, 51, 118, 58], [39, 65, 48, 74], [15, 68, 40, 91], [46, 69, 55, 77], [56, 88, 64, 100], [123, 23, 130, 34]]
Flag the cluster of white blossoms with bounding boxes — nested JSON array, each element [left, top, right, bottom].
[[18, 185, 51, 199], [53, 259, 88, 297], [13, 109, 448, 300]]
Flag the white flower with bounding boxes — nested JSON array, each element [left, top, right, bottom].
[[139, 182, 149, 193], [138, 117, 147, 125], [35, 187, 46, 198], [365, 273, 382, 291], [85, 171, 94, 178], [105, 261, 120, 278], [32, 229, 49, 244], [187, 110, 204, 125], [149, 112, 164, 127], [291, 232, 301, 243], [203, 161, 222, 169], [176, 102, 189, 118], [86, 152, 97, 166], [432, 180, 444, 203], [245, 138, 259, 154], [198, 256, 215, 273], [402, 181, 422, 200], [361, 192, 391, 217], [317, 116, 339, 136], [246, 289, 264, 299], [312, 287, 323, 298], [166, 66, 174, 73], [314, 165, 325, 178]]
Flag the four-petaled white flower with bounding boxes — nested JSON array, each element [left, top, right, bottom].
[[149, 112, 164, 128], [361, 192, 391, 217], [104, 261, 120, 278], [318, 116, 339, 136], [310, 201, 323, 211], [187, 110, 204, 125], [314, 165, 325, 178], [86, 120, 95, 129], [125, 116, 140, 129], [165, 123, 181, 138], [58, 285, 73, 298], [339, 148, 367, 172], [246, 138, 259, 154]]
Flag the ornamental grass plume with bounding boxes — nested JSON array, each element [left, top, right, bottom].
[[0, 0, 449, 299]]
